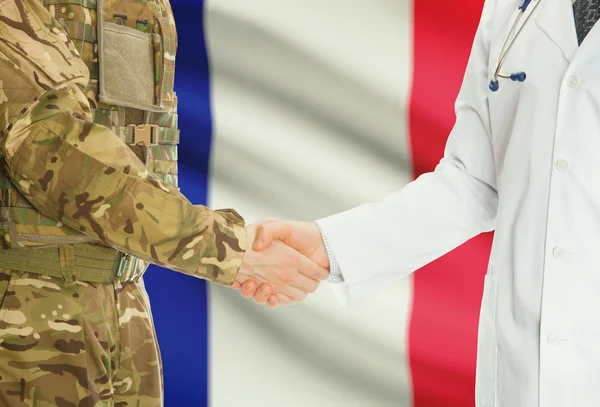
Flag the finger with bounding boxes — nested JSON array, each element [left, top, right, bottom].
[[296, 253, 330, 282], [253, 283, 273, 305], [279, 284, 308, 303], [253, 221, 293, 252], [286, 270, 320, 295], [275, 293, 294, 306], [240, 280, 258, 298], [267, 295, 280, 309], [232, 282, 241, 289], [250, 218, 277, 251]]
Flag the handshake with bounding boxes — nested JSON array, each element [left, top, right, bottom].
[[232, 219, 329, 308]]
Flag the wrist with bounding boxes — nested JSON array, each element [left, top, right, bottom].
[[237, 226, 254, 282]]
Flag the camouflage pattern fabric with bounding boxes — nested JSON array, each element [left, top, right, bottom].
[[0, 0, 246, 286], [0, 1, 247, 405], [0, 267, 162, 407]]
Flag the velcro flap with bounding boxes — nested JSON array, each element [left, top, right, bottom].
[[98, 18, 162, 111]]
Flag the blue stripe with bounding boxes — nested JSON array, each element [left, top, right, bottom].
[[144, 1, 212, 406]]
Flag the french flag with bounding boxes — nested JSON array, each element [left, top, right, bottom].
[[143, 0, 492, 406]]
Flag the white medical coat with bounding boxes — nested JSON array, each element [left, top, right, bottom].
[[318, 0, 600, 405]]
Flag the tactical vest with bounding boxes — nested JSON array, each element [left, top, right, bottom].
[[0, 0, 179, 283]]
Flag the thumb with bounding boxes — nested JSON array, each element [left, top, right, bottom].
[[252, 221, 292, 251]]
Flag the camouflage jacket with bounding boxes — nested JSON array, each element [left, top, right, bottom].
[[0, 0, 246, 285]]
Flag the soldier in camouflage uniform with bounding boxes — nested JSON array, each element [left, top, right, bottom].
[[0, 0, 329, 405]]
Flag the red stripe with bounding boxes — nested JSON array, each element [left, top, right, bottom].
[[408, 1, 492, 407]]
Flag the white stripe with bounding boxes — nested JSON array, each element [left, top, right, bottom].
[[206, 1, 414, 405]]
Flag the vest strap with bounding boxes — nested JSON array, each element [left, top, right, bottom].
[[115, 124, 180, 146], [0, 244, 142, 284], [58, 245, 76, 286], [85, 61, 99, 81], [59, 20, 97, 43]]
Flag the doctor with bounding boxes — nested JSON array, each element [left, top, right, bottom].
[[233, 0, 600, 405]]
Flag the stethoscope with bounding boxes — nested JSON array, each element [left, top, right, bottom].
[[489, 0, 542, 92]]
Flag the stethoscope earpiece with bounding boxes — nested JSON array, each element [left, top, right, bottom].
[[510, 71, 527, 82], [489, 80, 500, 92]]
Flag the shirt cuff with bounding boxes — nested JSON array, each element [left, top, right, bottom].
[[315, 221, 345, 284]]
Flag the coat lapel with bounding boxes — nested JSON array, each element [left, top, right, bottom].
[[534, 0, 578, 61]]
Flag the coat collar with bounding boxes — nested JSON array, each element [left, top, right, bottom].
[[534, 0, 578, 61]]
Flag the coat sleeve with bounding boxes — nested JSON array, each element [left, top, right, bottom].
[[0, 0, 245, 286], [317, 0, 499, 305]]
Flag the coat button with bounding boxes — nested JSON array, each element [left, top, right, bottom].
[[68, 12, 75, 19], [567, 75, 579, 88], [556, 159, 569, 172], [553, 246, 566, 259]]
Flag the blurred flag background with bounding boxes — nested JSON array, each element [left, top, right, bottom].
[[143, 0, 494, 406]]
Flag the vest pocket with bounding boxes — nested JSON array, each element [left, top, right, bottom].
[[98, 20, 158, 110], [96, 0, 176, 113], [475, 271, 498, 407], [153, 16, 177, 112]]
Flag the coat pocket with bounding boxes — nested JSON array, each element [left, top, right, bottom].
[[475, 271, 498, 407]]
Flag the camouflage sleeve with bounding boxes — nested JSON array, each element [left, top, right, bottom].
[[0, 0, 246, 286]]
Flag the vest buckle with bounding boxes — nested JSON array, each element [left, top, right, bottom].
[[129, 124, 159, 146], [112, 251, 141, 283]]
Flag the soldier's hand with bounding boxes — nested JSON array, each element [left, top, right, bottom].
[[233, 223, 329, 308]]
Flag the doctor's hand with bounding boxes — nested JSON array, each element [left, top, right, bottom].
[[233, 222, 329, 306], [233, 219, 329, 308]]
